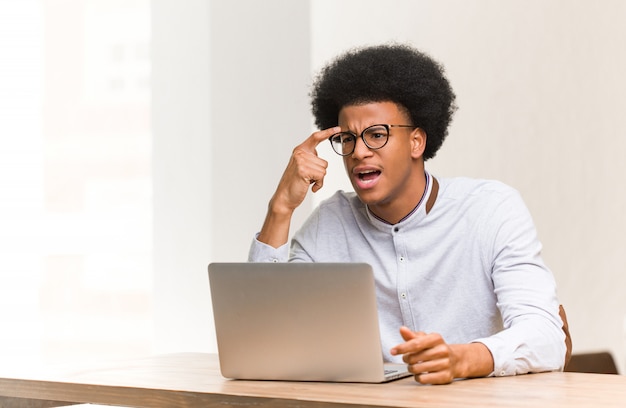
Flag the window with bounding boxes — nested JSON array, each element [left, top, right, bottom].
[[0, 0, 152, 364]]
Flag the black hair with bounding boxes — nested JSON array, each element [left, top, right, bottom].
[[310, 44, 457, 160]]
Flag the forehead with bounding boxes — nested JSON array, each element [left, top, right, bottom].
[[338, 101, 409, 128]]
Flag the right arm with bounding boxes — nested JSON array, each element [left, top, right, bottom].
[[257, 127, 340, 248]]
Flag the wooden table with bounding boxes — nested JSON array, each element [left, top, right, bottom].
[[1, 353, 625, 407]]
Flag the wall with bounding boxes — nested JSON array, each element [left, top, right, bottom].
[[152, 0, 311, 353]]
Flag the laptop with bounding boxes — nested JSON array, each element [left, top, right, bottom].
[[208, 262, 411, 383]]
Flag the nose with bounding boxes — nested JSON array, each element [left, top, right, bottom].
[[351, 135, 373, 160]]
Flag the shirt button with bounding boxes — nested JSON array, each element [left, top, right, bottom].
[[401, 293, 407, 299], [272, 258, 279, 263], [399, 257, 405, 262], [500, 371, 506, 376], [394, 227, 399, 232]]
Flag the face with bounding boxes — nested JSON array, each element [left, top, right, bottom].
[[338, 101, 426, 222]]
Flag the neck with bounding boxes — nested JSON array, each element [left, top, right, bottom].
[[368, 171, 429, 225]]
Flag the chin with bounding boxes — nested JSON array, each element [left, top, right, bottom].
[[354, 190, 385, 207]]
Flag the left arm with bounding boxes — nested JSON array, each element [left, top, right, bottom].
[[391, 184, 565, 385], [477, 187, 565, 377]]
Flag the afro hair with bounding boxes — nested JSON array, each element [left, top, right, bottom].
[[310, 44, 457, 161]]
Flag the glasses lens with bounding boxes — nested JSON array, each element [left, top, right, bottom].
[[330, 133, 355, 156], [363, 125, 389, 149]]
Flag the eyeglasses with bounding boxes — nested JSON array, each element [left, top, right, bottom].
[[328, 124, 418, 156]]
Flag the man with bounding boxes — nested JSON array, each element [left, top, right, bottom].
[[248, 44, 567, 384]]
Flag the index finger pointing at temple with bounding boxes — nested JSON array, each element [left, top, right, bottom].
[[299, 126, 342, 152]]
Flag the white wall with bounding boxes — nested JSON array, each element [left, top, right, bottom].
[[152, 0, 213, 353], [152, 0, 311, 353], [153, 0, 626, 372], [208, 0, 313, 261]]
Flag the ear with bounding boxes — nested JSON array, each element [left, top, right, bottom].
[[410, 128, 427, 159]]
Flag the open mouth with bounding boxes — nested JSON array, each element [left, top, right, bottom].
[[358, 169, 381, 181], [354, 169, 382, 189]]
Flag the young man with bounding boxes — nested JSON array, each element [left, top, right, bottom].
[[248, 44, 567, 384]]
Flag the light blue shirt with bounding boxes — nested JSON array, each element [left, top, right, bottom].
[[249, 174, 566, 377]]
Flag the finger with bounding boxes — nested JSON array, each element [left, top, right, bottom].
[[403, 343, 449, 365], [390, 327, 426, 356], [291, 129, 335, 193], [413, 369, 455, 385], [293, 150, 328, 188], [410, 354, 450, 372], [399, 326, 418, 341], [299, 126, 342, 152], [406, 350, 453, 385], [311, 176, 324, 193]]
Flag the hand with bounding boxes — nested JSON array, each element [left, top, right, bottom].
[[271, 126, 341, 214], [390, 326, 494, 385], [257, 126, 340, 248], [390, 326, 456, 385]]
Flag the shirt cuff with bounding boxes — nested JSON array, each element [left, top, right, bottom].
[[248, 233, 290, 262], [472, 338, 515, 378]]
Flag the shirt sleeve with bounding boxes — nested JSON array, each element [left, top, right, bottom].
[[247, 233, 289, 262], [248, 202, 325, 263], [473, 187, 566, 376]]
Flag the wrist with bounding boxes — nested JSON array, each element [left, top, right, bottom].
[[268, 195, 296, 218], [452, 343, 494, 379], [257, 197, 294, 249]]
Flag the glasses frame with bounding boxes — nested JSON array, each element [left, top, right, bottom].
[[328, 124, 418, 156]]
